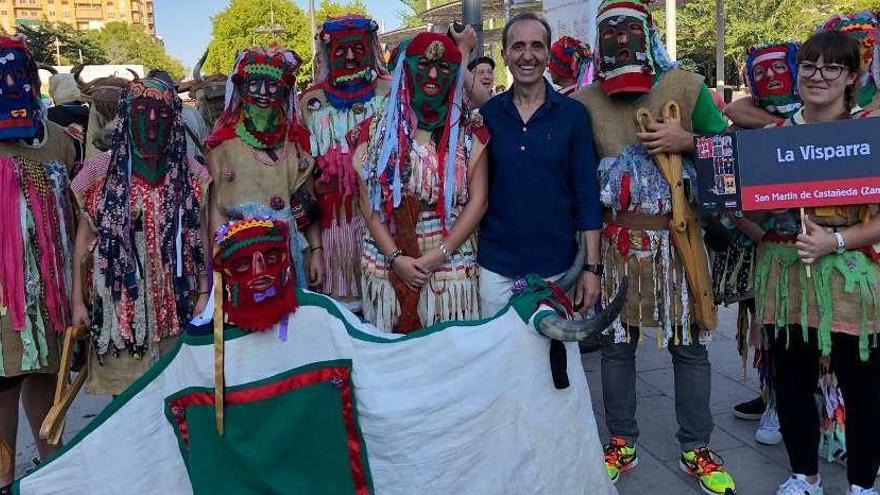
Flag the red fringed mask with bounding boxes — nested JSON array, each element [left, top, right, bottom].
[[214, 220, 297, 331]]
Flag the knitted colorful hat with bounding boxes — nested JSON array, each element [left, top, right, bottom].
[[549, 36, 592, 80], [231, 46, 300, 87], [817, 11, 880, 104], [745, 42, 801, 118]]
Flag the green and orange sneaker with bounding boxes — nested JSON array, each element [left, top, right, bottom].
[[604, 436, 638, 484], [680, 447, 736, 495]]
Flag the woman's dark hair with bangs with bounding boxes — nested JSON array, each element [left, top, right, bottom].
[[798, 30, 862, 108]]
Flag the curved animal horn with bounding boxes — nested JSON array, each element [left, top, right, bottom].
[[126, 68, 140, 81], [536, 277, 628, 343], [555, 235, 586, 294], [37, 63, 58, 75], [72, 63, 85, 88], [193, 49, 208, 82]]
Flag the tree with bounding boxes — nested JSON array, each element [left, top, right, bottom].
[[16, 22, 107, 65], [84, 22, 185, 79], [653, 0, 880, 88], [204, 0, 312, 80], [316, 0, 370, 24], [204, 0, 373, 87]]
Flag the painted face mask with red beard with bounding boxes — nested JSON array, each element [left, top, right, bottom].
[[214, 220, 297, 331], [404, 33, 461, 131], [745, 43, 801, 118]]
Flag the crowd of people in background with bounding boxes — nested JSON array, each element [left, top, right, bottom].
[[1, 2, 880, 494]]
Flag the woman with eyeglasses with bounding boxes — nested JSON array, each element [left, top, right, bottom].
[[754, 30, 880, 495]]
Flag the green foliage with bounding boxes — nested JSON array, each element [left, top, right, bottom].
[[204, 0, 312, 82], [83, 22, 185, 79], [654, 0, 880, 88], [204, 0, 374, 88], [16, 22, 107, 65], [316, 0, 370, 24]]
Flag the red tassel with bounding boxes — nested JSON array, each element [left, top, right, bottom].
[[619, 173, 631, 210]]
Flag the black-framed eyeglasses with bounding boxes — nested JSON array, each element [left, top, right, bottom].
[[797, 62, 848, 81]]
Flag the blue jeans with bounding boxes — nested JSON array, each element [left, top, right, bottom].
[[601, 326, 714, 451]]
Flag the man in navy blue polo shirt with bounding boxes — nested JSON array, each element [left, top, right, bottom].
[[478, 12, 603, 317]]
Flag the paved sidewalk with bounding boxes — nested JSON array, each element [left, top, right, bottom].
[[14, 306, 860, 493], [584, 305, 855, 494]]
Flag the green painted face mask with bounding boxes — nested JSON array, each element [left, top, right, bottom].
[[128, 85, 174, 183], [405, 55, 459, 131], [236, 76, 287, 150]]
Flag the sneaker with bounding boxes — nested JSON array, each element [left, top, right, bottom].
[[849, 485, 879, 495], [776, 474, 823, 495], [603, 436, 638, 484], [756, 407, 783, 445], [733, 396, 765, 420], [680, 447, 736, 494]]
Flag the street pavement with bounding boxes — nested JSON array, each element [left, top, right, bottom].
[[14, 306, 860, 493]]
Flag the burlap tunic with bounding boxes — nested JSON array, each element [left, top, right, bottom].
[[573, 69, 710, 343], [0, 121, 77, 377]]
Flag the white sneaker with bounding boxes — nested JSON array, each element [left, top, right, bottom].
[[776, 474, 823, 495], [756, 407, 783, 445], [849, 485, 879, 495]]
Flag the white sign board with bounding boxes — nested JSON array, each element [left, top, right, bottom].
[[543, 0, 599, 48]]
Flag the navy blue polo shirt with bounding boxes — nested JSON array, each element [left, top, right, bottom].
[[478, 80, 602, 278]]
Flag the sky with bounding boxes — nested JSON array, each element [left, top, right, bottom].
[[153, 0, 404, 71]]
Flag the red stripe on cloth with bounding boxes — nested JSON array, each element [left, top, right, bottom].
[[167, 365, 369, 493], [741, 177, 880, 210]]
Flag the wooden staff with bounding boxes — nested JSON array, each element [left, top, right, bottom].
[[212, 263, 225, 435], [635, 101, 718, 330], [40, 255, 94, 445]]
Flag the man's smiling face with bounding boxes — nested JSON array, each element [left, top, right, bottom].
[[503, 19, 550, 86]]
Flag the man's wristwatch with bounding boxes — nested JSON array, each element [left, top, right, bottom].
[[834, 231, 847, 254], [583, 263, 604, 276]]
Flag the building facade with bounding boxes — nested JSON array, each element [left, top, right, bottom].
[[0, 0, 155, 35]]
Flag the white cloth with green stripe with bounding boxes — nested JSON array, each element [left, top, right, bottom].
[[15, 290, 614, 495]]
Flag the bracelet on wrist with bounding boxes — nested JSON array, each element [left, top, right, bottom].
[[387, 249, 403, 268], [438, 242, 451, 261]]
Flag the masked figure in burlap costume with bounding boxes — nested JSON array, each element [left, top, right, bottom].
[[300, 15, 390, 312], [206, 46, 321, 290], [0, 34, 78, 489], [572, 1, 735, 493]]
